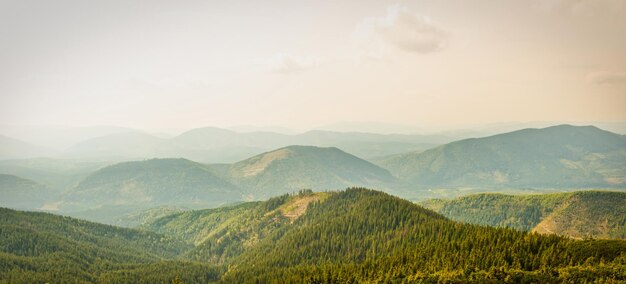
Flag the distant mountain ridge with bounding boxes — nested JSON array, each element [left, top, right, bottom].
[[379, 125, 626, 189], [2, 124, 625, 223], [60, 127, 452, 163], [421, 191, 626, 239], [0, 174, 52, 210], [57, 146, 399, 222], [60, 158, 242, 214], [0, 135, 55, 160]]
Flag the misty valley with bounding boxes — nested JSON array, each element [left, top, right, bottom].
[[1, 124, 625, 283]]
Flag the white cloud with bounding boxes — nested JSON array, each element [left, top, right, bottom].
[[354, 5, 447, 54], [588, 72, 626, 85], [261, 53, 322, 74]]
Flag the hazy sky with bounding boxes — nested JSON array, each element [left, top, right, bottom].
[[1, 0, 625, 131]]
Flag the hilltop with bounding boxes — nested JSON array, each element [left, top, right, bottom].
[[227, 146, 397, 198], [60, 158, 243, 215], [379, 125, 626, 189], [2, 188, 626, 282], [421, 191, 626, 239], [146, 188, 626, 282]]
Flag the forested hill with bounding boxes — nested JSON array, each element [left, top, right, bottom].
[[0, 207, 219, 283], [421, 191, 626, 239], [378, 125, 626, 189], [2, 189, 626, 283], [60, 158, 242, 212], [146, 188, 626, 283]]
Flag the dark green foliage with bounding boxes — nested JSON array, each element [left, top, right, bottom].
[[0, 207, 218, 283], [2, 188, 626, 283], [143, 192, 311, 264], [222, 188, 626, 283]]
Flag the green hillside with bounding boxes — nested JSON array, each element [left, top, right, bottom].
[[0, 174, 53, 210], [144, 190, 327, 264], [379, 125, 626, 189], [61, 158, 243, 212], [421, 191, 626, 239], [2, 189, 626, 282], [0, 207, 220, 283], [143, 188, 626, 283], [228, 145, 397, 199]]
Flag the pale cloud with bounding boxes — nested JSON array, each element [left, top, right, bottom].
[[262, 53, 322, 74], [354, 5, 447, 54], [588, 72, 626, 85]]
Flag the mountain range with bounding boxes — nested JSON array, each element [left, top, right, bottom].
[[59, 127, 450, 163], [1, 124, 625, 225]]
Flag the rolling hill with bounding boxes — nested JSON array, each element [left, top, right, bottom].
[[144, 188, 626, 283], [3, 188, 626, 282], [0, 158, 110, 194], [60, 158, 243, 214], [227, 146, 397, 198], [61, 131, 166, 160], [379, 125, 626, 189], [0, 174, 53, 210], [420, 191, 626, 239], [0, 135, 54, 160]]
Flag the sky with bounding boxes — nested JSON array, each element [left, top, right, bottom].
[[1, 0, 625, 132]]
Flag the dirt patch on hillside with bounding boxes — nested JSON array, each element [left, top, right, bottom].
[[280, 194, 325, 221]]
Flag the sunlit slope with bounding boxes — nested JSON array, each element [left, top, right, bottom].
[[421, 191, 626, 239]]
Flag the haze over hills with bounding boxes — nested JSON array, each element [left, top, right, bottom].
[[0, 135, 55, 160], [62, 131, 166, 161], [0, 158, 110, 195], [59, 158, 242, 214], [0, 174, 53, 210], [50, 146, 398, 223], [421, 191, 626, 239], [0, 125, 137, 151], [58, 127, 452, 163], [1, 125, 625, 224], [379, 125, 626, 190]]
